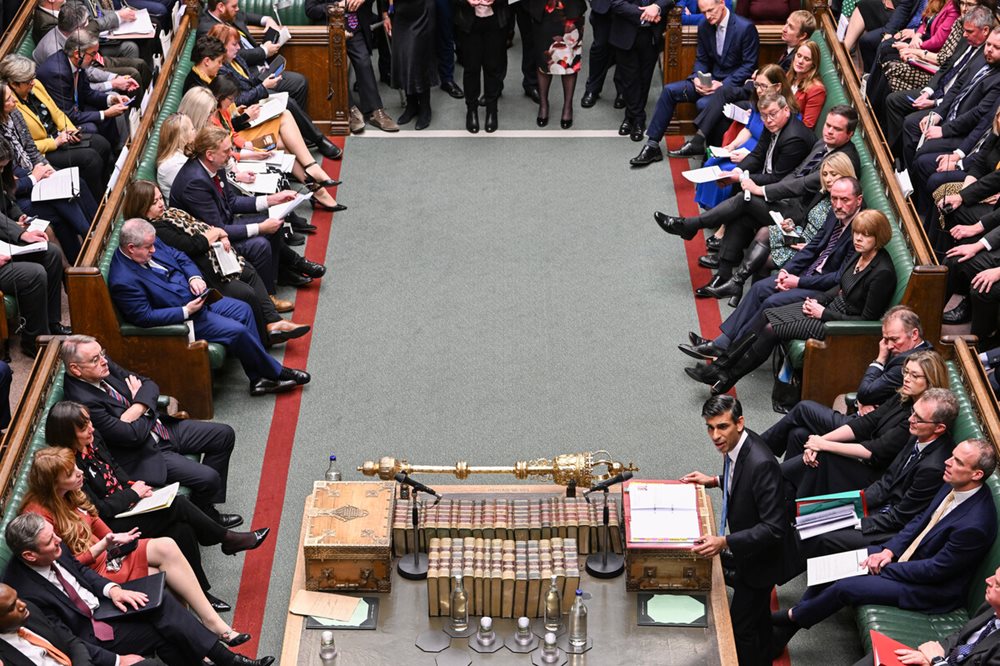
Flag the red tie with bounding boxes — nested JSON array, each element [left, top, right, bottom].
[[212, 174, 224, 194], [102, 381, 170, 441], [49, 565, 115, 641], [18, 627, 73, 665]]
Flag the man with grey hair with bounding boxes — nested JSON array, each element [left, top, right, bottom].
[[108, 219, 310, 396], [2, 513, 276, 665], [35, 29, 131, 148]]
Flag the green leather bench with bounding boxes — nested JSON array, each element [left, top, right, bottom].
[[854, 360, 1000, 652]]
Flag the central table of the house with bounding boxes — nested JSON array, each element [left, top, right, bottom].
[[279, 484, 737, 665]]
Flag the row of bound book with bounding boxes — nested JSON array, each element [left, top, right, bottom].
[[393, 497, 622, 557], [427, 536, 581, 619]]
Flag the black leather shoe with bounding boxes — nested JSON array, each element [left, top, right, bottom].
[[415, 111, 432, 130], [268, 324, 310, 345], [694, 275, 725, 298], [206, 593, 232, 613], [311, 200, 347, 213], [689, 331, 711, 346], [630, 144, 663, 167], [279, 367, 311, 385], [581, 91, 599, 107], [290, 221, 318, 235], [560, 117, 573, 129], [613, 92, 625, 109], [943, 299, 970, 324], [466, 108, 480, 134], [537, 114, 549, 127], [485, 109, 498, 133], [697, 254, 719, 269], [668, 140, 705, 158], [705, 235, 721, 253], [251, 378, 297, 395], [524, 86, 541, 103], [49, 323, 72, 335], [295, 258, 326, 279], [618, 119, 633, 136], [653, 211, 699, 240], [277, 271, 312, 288], [284, 231, 305, 246], [630, 123, 645, 142], [230, 655, 275, 666], [770, 624, 801, 660], [441, 80, 464, 98], [217, 513, 244, 529], [221, 527, 271, 554], [316, 138, 343, 160], [221, 630, 251, 647], [685, 363, 720, 385], [678, 342, 723, 361]]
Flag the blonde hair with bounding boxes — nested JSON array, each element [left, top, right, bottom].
[[819, 152, 856, 193], [177, 87, 217, 132], [155, 113, 194, 167]]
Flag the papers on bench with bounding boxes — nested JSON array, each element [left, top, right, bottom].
[[625, 481, 702, 544], [115, 482, 180, 518], [109, 147, 129, 193], [0, 240, 47, 257], [268, 191, 313, 219], [31, 167, 80, 202], [806, 548, 869, 586], [249, 91, 289, 128], [682, 166, 732, 184], [723, 103, 751, 125], [796, 505, 861, 540], [113, 8, 156, 37]]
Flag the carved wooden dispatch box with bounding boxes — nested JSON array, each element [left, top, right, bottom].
[[303, 481, 396, 593], [623, 481, 714, 592]]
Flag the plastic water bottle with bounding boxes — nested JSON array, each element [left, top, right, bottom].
[[319, 630, 337, 663], [568, 589, 588, 648], [325, 454, 342, 482], [543, 574, 562, 632]]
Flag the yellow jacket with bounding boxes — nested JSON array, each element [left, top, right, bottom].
[[14, 80, 76, 154]]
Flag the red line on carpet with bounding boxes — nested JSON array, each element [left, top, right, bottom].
[[230, 137, 345, 656], [666, 137, 791, 666]]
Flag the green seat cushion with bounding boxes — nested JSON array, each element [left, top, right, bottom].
[[4, 294, 17, 320], [855, 606, 968, 652], [240, 0, 310, 26]]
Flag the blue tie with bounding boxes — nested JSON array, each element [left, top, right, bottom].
[[948, 65, 992, 122], [719, 454, 731, 535], [901, 443, 921, 472], [949, 617, 999, 663]]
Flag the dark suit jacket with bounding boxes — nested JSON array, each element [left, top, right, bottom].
[[884, 0, 922, 35], [738, 115, 814, 187], [927, 39, 976, 92], [220, 56, 270, 107], [847, 393, 914, 469], [878, 482, 997, 613], [169, 158, 261, 240], [936, 56, 1000, 140], [937, 603, 1000, 665], [31, 8, 59, 44], [607, 0, 670, 50], [763, 139, 862, 208], [817, 249, 897, 323], [691, 10, 758, 89], [0, 599, 111, 666], [783, 209, 859, 292], [62, 359, 170, 485], [198, 8, 271, 66], [453, 0, 510, 32], [725, 430, 796, 588], [856, 339, 934, 406], [862, 433, 953, 537], [36, 51, 108, 128]]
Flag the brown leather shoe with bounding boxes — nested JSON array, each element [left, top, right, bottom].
[[368, 108, 400, 132], [270, 295, 294, 313], [349, 106, 366, 134]]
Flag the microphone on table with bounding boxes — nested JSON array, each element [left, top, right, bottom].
[[394, 472, 442, 503], [584, 471, 634, 496]]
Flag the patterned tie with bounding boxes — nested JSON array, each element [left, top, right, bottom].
[[719, 454, 731, 535], [898, 490, 956, 562], [18, 627, 73, 665], [900, 442, 921, 472], [940, 46, 978, 95], [805, 219, 848, 275], [49, 565, 115, 641], [947, 65, 992, 122], [796, 145, 828, 177], [948, 617, 999, 663], [101, 381, 170, 441], [212, 174, 224, 195]]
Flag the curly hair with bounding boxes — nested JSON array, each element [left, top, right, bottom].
[[20, 446, 99, 557]]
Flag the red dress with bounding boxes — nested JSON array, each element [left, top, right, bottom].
[[23, 502, 150, 584]]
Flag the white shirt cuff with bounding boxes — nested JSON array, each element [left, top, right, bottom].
[[103, 583, 119, 598], [955, 149, 966, 159], [869, 361, 884, 369], [246, 223, 259, 237], [981, 238, 992, 251], [97, 81, 112, 92], [255, 196, 268, 212]]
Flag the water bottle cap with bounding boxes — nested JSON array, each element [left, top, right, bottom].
[[517, 616, 530, 629], [480, 617, 492, 629], [576, 589, 583, 596], [329, 454, 337, 461]]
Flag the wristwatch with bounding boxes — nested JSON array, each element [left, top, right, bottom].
[[930, 657, 947, 665]]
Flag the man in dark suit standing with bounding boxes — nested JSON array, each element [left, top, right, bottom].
[[800, 388, 958, 558], [853, 565, 1000, 665], [60, 334, 244, 527], [2, 513, 274, 666], [629, 0, 758, 166], [681, 395, 793, 665], [607, 0, 669, 141], [108, 220, 311, 397], [772, 438, 998, 658]]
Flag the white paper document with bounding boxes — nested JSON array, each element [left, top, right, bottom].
[[31, 167, 80, 202], [268, 191, 313, 219], [109, 147, 129, 192], [806, 548, 869, 586], [249, 92, 289, 128], [682, 166, 731, 184], [212, 242, 242, 277], [708, 146, 731, 159], [233, 173, 281, 194], [26, 218, 50, 233], [0, 241, 47, 256], [723, 103, 752, 124], [626, 483, 701, 543], [113, 8, 155, 36], [115, 482, 180, 518]]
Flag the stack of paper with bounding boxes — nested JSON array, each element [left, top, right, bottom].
[[113, 8, 155, 36], [682, 166, 731, 184], [722, 103, 751, 124], [626, 482, 701, 544], [796, 505, 861, 540]]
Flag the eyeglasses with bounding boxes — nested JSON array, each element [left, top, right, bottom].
[[902, 369, 926, 380], [761, 109, 786, 121], [909, 412, 939, 425], [76, 349, 106, 366], [753, 82, 776, 90]]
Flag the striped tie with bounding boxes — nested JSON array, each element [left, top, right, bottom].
[[948, 65, 992, 122], [102, 381, 170, 441], [805, 219, 848, 275], [948, 617, 999, 663]]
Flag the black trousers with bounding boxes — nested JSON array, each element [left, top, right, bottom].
[[0, 244, 64, 340], [699, 194, 776, 264], [346, 31, 385, 114], [584, 11, 615, 96], [762, 399, 855, 457], [44, 133, 112, 198], [513, 1, 537, 90], [730, 579, 774, 666], [274, 70, 309, 110], [614, 30, 661, 126], [460, 16, 507, 109], [162, 418, 236, 512], [881, 88, 923, 152], [695, 84, 751, 146]]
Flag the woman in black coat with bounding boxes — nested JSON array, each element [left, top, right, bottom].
[[687, 209, 898, 394], [453, 0, 509, 133], [526, 0, 586, 128], [44, 400, 271, 609]]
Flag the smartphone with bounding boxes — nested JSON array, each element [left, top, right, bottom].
[[271, 61, 285, 77]]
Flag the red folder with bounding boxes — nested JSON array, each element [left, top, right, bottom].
[[871, 629, 911, 666]]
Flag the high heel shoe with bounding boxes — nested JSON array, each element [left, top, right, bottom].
[[537, 115, 549, 127], [560, 117, 573, 129], [221, 630, 251, 647], [303, 163, 341, 188], [311, 199, 347, 212]]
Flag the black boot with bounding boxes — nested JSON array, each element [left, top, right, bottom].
[[712, 335, 771, 394], [415, 90, 432, 130], [466, 106, 480, 134], [398, 95, 419, 125], [702, 241, 771, 306], [485, 104, 498, 133]]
